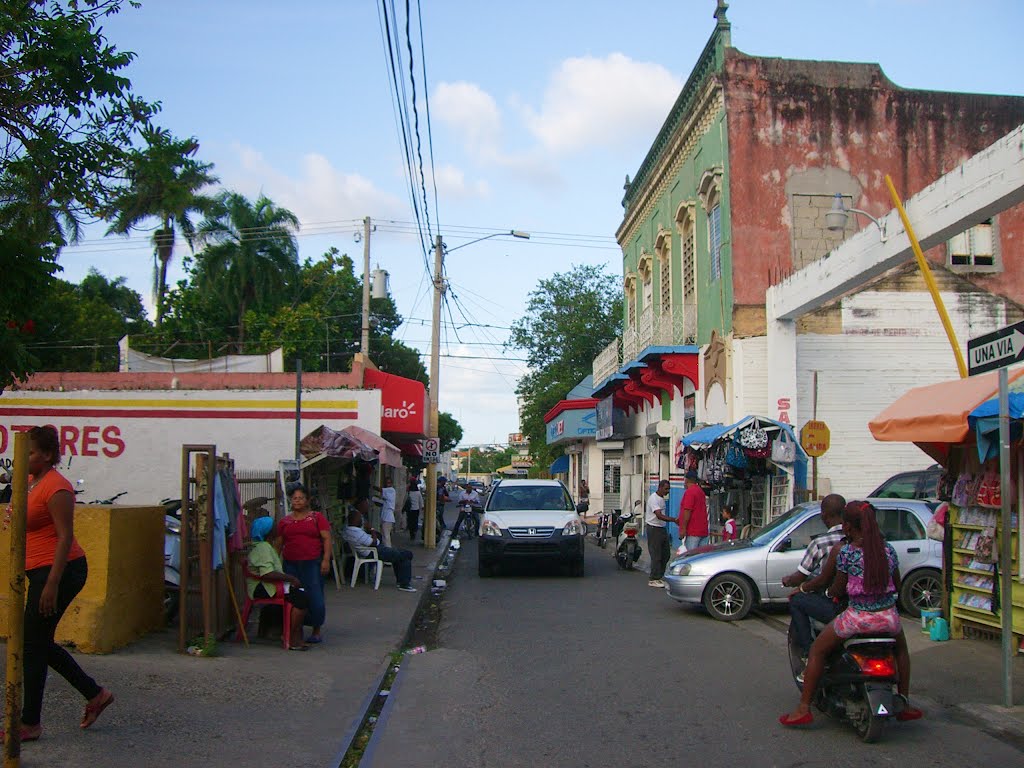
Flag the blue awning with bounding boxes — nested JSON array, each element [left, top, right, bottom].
[[968, 384, 1024, 461], [680, 423, 733, 449], [549, 454, 570, 475]]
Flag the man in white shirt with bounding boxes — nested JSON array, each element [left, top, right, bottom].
[[454, 484, 482, 538], [342, 507, 416, 592], [406, 477, 424, 540], [380, 477, 396, 547], [645, 479, 674, 588]]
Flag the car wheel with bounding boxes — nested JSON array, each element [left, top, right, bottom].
[[899, 568, 942, 618], [703, 573, 754, 621]]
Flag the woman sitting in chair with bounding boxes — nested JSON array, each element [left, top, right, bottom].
[[246, 517, 311, 650]]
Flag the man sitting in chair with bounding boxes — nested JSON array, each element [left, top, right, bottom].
[[342, 506, 417, 593]]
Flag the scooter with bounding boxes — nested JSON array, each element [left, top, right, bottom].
[[162, 498, 182, 624], [613, 504, 642, 570], [787, 618, 907, 742]]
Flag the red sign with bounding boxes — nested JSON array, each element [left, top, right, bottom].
[[363, 368, 427, 436]]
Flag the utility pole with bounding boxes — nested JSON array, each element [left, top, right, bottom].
[[360, 216, 372, 356], [424, 233, 444, 549]]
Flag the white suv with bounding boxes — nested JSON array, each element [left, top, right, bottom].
[[477, 479, 585, 577]]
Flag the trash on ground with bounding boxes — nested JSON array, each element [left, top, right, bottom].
[[379, 689, 390, 696], [433, 579, 447, 588], [407, 645, 427, 655]]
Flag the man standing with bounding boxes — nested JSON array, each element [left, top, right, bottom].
[[380, 476, 396, 547], [406, 476, 423, 541], [436, 476, 450, 532], [645, 479, 675, 588], [781, 493, 847, 665], [678, 470, 709, 550]]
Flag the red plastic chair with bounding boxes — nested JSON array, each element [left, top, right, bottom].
[[237, 559, 292, 650]]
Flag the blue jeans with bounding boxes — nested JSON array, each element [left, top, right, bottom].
[[684, 535, 710, 550], [789, 590, 840, 654], [377, 546, 413, 587], [283, 559, 326, 628]]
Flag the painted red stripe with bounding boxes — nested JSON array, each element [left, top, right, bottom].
[[0, 408, 357, 420]]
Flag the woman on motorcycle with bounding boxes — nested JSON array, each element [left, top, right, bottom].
[[780, 500, 923, 726]]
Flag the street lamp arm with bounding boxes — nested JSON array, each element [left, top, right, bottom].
[[445, 229, 530, 252]]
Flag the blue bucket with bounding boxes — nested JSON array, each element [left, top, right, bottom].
[[929, 617, 950, 642]]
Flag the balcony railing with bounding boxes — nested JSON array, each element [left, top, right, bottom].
[[592, 337, 621, 387], [652, 305, 697, 346]]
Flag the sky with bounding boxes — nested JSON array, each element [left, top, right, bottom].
[[56, 0, 1024, 447]]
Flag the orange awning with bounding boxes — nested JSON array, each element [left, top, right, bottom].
[[869, 368, 1024, 460]]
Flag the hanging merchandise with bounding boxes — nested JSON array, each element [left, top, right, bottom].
[[725, 440, 749, 470], [771, 430, 796, 464], [739, 425, 770, 458]]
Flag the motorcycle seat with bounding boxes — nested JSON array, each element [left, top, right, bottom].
[[843, 636, 896, 649]]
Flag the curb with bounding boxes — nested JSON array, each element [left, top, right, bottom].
[[356, 650, 412, 768], [326, 530, 453, 768]]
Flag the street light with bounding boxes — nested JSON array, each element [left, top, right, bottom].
[[445, 229, 531, 253], [422, 228, 530, 549], [825, 193, 887, 241]]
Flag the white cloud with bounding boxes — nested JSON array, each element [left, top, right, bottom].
[[522, 53, 681, 153], [433, 81, 502, 155], [227, 144, 404, 224], [431, 163, 491, 201]]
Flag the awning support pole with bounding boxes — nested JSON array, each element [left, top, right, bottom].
[[998, 367, 1014, 707]]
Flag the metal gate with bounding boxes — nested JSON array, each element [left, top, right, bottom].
[[603, 453, 622, 513]]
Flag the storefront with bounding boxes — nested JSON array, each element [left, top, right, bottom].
[[870, 370, 1024, 650], [677, 415, 807, 534], [543, 377, 601, 509]]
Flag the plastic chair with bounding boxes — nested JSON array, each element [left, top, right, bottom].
[[343, 539, 382, 589], [237, 559, 292, 650]]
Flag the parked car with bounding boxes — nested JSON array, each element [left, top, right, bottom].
[[869, 465, 942, 500], [663, 498, 942, 621], [477, 479, 585, 577]]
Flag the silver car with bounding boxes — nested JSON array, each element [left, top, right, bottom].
[[664, 499, 942, 621]]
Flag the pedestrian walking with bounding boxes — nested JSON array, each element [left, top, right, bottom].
[[406, 477, 423, 540], [2, 425, 114, 742], [678, 470, 709, 550], [645, 479, 674, 588], [381, 476, 396, 547]]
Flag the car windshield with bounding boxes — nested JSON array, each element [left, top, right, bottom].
[[488, 485, 574, 512], [748, 505, 811, 546]]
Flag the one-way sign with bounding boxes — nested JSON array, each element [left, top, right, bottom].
[[967, 321, 1024, 375]]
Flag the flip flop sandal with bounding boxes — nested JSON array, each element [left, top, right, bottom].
[[778, 711, 814, 727], [288, 644, 310, 651], [305, 636, 324, 644], [81, 689, 114, 729], [0, 726, 41, 742]]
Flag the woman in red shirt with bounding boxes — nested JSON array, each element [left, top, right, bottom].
[[6, 426, 113, 742], [278, 484, 331, 643]]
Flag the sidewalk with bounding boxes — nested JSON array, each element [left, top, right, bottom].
[[0, 524, 448, 768]]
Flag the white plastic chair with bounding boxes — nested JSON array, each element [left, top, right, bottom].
[[343, 539, 382, 589]]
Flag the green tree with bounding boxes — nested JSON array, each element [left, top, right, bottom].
[[0, 0, 160, 387], [103, 126, 218, 325], [438, 412, 463, 453], [509, 264, 622, 467], [29, 270, 151, 372], [193, 191, 300, 350]]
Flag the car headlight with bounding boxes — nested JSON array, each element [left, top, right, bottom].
[[668, 562, 692, 577], [480, 519, 502, 537], [562, 518, 584, 536]]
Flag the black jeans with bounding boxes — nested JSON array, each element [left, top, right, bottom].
[[407, 507, 420, 538], [377, 546, 413, 587], [24, 557, 101, 726], [647, 525, 670, 580], [789, 590, 841, 654]]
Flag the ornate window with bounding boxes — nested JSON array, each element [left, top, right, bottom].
[[655, 228, 671, 315], [637, 253, 653, 312], [624, 273, 637, 328], [697, 168, 724, 283], [676, 201, 697, 343]]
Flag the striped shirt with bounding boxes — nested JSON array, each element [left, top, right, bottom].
[[797, 524, 845, 577]]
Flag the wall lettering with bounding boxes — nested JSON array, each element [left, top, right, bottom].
[[777, 397, 791, 425], [0, 423, 125, 459]]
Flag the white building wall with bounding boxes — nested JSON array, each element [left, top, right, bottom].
[[795, 289, 1012, 498], [732, 336, 771, 420]]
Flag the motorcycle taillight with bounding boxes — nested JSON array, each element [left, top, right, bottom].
[[624, 528, 638, 537], [850, 652, 897, 678]]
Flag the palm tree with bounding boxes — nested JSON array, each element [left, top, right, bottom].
[[103, 127, 217, 325], [193, 191, 300, 350]]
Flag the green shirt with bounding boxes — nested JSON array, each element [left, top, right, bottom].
[[247, 541, 284, 598]]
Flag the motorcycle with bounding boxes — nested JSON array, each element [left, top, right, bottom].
[[593, 508, 612, 548], [456, 501, 481, 539], [162, 498, 182, 624], [613, 505, 642, 570], [787, 617, 907, 742]]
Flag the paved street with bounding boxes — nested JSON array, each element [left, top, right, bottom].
[[367, 539, 1023, 768]]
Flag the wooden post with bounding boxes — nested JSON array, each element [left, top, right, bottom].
[[195, 451, 215, 647], [4, 433, 29, 766], [178, 446, 191, 653]]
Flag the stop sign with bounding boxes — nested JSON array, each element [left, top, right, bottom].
[[800, 420, 830, 457]]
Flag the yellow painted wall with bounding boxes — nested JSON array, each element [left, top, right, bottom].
[[0, 505, 164, 653]]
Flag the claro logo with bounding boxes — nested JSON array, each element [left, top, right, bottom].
[[382, 400, 417, 421], [0, 424, 125, 458]]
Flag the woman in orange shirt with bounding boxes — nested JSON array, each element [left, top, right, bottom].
[[6, 426, 113, 742]]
